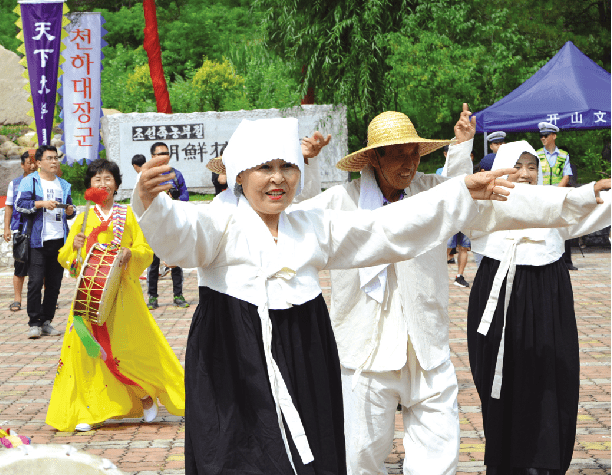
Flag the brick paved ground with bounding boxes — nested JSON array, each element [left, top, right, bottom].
[[0, 247, 609, 474]]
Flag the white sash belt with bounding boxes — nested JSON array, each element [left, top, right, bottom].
[[477, 237, 543, 399], [258, 266, 314, 471]]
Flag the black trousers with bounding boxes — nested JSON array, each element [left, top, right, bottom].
[[147, 254, 183, 298], [27, 238, 64, 327]]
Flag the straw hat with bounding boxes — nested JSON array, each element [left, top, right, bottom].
[[206, 156, 225, 174], [336, 111, 451, 172]]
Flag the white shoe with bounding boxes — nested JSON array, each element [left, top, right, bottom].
[[27, 326, 42, 339], [143, 397, 158, 422], [75, 423, 92, 432]]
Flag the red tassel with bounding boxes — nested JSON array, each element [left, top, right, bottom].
[[84, 187, 109, 205], [143, 0, 172, 114]]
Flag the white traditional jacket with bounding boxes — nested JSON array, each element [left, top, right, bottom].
[[131, 177, 485, 305], [297, 142, 605, 373]]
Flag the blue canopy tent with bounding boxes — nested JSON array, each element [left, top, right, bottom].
[[474, 41, 611, 152]]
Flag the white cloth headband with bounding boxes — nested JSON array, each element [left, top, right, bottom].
[[492, 141, 543, 186], [222, 118, 304, 195]]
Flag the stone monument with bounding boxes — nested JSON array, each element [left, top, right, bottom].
[[0, 45, 31, 126], [101, 104, 349, 198]]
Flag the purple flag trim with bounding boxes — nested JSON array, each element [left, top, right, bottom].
[[21, 1, 64, 146]]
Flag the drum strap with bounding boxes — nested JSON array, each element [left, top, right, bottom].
[[109, 204, 127, 246], [89, 204, 128, 252]]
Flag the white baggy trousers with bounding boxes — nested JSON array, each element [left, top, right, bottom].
[[341, 342, 460, 475]]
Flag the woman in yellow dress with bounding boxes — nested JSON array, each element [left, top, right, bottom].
[[46, 159, 185, 432]]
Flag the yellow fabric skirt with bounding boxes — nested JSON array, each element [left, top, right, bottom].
[[46, 277, 185, 431]]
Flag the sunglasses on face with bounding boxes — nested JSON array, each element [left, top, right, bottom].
[[539, 134, 551, 138]]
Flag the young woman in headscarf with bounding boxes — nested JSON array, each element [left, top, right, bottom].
[[466, 141, 611, 475], [132, 117, 520, 475]]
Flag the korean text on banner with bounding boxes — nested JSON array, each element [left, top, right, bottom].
[[19, 0, 65, 146], [61, 12, 105, 165]]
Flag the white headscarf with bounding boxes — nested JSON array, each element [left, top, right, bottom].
[[222, 118, 305, 195], [491, 140, 543, 186]]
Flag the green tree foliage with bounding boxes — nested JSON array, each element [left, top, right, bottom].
[[125, 63, 158, 112], [228, 40, 301, 110], [496, 0, 611, 71], [0, 0, 22, 53], [66, 0, 143, 11], [60, 160, 88, 194], [259, 0, 610, 178], [94, 5, 145, 49], [100, 45, 151, 112], [387, 0, 610, 176], [92, 0, 299, 114], [386, 1, 539, 139], [258, 0, 416, 149], [191, 57, 247, 111], [157, 2, 260, 80]]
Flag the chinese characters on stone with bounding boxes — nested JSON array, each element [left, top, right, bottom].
[[131, 124, 227, 162]]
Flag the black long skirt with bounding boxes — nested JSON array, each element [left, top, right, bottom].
[[467, 257, 579, 474], [185, 286, 346, 475]]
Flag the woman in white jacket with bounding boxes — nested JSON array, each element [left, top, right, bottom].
[[466, 141, 610, 475]]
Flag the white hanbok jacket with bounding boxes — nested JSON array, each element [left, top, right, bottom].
[[132, 176, 485, 306]]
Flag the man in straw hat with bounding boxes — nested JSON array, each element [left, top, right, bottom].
[[296, 104, 478, 474]]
